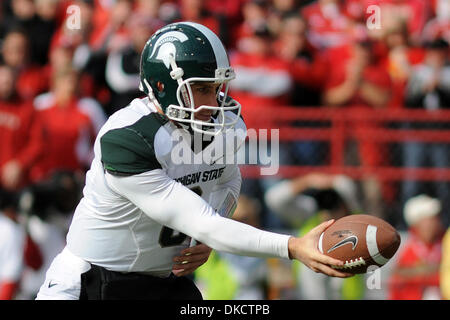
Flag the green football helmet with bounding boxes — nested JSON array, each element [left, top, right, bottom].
[[139, 22, 241, 136]]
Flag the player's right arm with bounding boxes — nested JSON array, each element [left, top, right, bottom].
[[104, 170, 350, 278], [99, 113, 350, 277], [105, 169, 288, 258]]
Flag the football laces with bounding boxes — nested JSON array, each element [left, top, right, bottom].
[[332, 257, 366, 269]]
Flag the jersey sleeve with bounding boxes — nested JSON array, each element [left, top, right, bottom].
[[100, 113, 168, 175], [104, 169, 290, 259], [100, 128, 161, 174]]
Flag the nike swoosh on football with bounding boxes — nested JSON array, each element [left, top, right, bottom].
[[48, 280, 58, 288], [327, 235, 358, 253]]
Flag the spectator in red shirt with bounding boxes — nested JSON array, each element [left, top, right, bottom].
[[64, 0, 133, 53], [49, 0, 93, 52], [30, 67, 106, 183], [322, 37, 394, 213], [322, 39, 392, 109], [229, 25, 293, 131], [1, 28, 49, 101], [232, 0, 269, 50], [378, 0, 432, 46], [272, 13, 329, 166], [322, 38, 392, 133], [203, 0, 245, 22], [98, 0, 134, 52], [0, 64, 43, 191], [380, 23, 415, 109], [389, 194, 445, 300], [176, 0, 227, 42], [301, 0, 355, 50], [49, 0, 130, 112], [273, 13, 322, 105], [229, 20, 294, 229]]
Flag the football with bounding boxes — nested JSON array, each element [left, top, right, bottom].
[[318, 214, 401, 274]]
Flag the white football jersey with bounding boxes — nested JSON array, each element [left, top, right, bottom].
[[66, 97, 290, 277]]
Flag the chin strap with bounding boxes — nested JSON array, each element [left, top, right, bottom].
[[168, 54, 191, 110], [141, 78, 163, 111], [169, 55, 184, 81]]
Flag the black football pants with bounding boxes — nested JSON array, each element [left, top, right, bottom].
[[79, 264, 203, 300]]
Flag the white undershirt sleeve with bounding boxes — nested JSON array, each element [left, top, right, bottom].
[[105, 169, 291, 259]]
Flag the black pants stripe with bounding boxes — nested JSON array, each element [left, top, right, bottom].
[[80, 264, 203, 300]]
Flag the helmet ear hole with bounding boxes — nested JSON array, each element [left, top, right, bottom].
[[156, 81, 165, 93]]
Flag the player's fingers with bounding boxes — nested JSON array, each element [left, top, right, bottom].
[[172, 263, 185, 271], [183, 260, 204, 270], [315, 263, 353, 278], [180, 243, 211, 256], [173, 251, 210, 264], [172, 246, 212, 275], [312, 251, 345, 268], [309, 265, 319, 273], [173, 257, 201, 266], [172, 260, 206, 276], [308, 260, 348, 278], [173, 259, 208, 271], [173, 247, 211, 266]]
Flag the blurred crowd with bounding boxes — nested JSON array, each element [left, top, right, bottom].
[[0, 0, 449, 300]]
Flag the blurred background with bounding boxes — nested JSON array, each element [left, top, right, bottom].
[[0, 0, 449, 300]]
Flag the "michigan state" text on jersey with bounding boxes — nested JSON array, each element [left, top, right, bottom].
[[174, 167, 225, 186]]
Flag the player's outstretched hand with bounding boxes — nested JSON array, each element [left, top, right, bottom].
[[172, 243, 212, 277], [288, 219, 354, 278]]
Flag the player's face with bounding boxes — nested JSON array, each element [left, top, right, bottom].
[[190, 82, 220, 121]]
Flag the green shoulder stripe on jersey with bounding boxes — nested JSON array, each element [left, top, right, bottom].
[[100, 113, 169, 175]]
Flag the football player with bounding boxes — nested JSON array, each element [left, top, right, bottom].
[[36, 22, 351, 300]]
